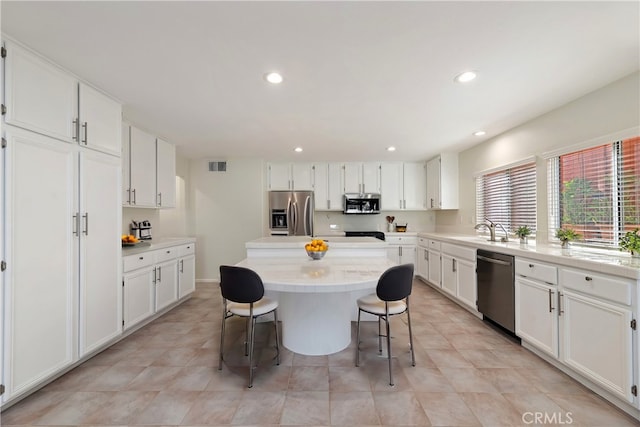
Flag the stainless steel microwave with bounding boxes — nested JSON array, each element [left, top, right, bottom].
[[343, 193, 381, 214]]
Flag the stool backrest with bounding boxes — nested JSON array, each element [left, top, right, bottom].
[[376, 264, 414, 302], [219, 265, 265, 303]]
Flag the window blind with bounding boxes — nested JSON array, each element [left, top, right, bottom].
[[547, 136, 640, 247], [475, 162, 537, 235]]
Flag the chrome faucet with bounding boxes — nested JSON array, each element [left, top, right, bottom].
[[474, 218, 509, 242]]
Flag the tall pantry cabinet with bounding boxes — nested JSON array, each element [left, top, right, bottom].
[[1, 39, 122, 405]]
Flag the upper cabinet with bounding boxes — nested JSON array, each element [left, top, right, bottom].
[[312, 163, 343, 211], [3, 41, 121, 156], [122, 124, 176, 208], [426, 153, 458, 210], [380, 162, 427, 210], [343, 162, 380, 194], [267, 162, 313, 191]]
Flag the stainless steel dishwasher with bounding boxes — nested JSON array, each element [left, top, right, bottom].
[[476, 249, 516, 334]]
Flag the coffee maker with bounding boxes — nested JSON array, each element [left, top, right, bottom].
[[130, 220, 152, 240]]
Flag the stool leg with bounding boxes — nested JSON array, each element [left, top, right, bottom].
[[248, 306, 256, 388], [385, 304, 393, 386], [355, 308, 362, 366], [406, 298, 416, 366], [244, 317, 250, 356], [273, 309, 280, 365], [218, 300, 227, 370], [378, 316, 383, 354]]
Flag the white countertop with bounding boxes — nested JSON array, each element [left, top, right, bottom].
[[122, 237, 196, 256], [418, 232, 640, 279], [246, 235, 387, 249], [236, 256, 397, 292]]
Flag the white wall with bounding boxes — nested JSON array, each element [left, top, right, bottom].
[[437, 71, 640, 242], [190, 158, 265, 281]]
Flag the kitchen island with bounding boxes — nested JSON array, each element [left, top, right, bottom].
[[245, 235, 387, 258], [236, 256, 397, 355]]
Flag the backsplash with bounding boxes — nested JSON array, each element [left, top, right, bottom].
[[313, 210, 435, 235]]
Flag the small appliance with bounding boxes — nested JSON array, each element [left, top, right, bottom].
[[343, 193, 381, 214], [131, 220, 152, 240]]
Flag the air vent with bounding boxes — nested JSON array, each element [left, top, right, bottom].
[[208, 161, 227, 172]]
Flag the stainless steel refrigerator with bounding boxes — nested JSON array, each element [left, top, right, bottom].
[[268, 191, 314, 236]]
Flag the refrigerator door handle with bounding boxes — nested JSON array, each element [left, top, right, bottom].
[[303, 195, 312, 236], [291, 201, 298, 234]]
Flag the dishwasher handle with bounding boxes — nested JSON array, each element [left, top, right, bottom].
[[477, 255, 512, 266]]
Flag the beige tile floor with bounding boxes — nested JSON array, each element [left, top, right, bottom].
[[2, 280, 638, 426]]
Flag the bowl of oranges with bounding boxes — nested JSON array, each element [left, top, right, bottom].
[[305, 239, 328, 260], [121, 234, 140, 246]]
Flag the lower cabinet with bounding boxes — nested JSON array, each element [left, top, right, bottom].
[[515, 276, 558, 358], [155, 260, 179, 312], [386, 235, 417, 268], [179, 252, 196, 299], [416, 240, 429, 280], [123, 265, 156, 330], [440, 243, 476, 309]]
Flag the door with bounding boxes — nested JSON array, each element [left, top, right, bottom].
[[403, 162, 427, 210], [342, 163, 360, 193], [155, 261, 178, 312], [327, 163, 343, 211], [515, 277, 558, 357], [292, 163, 313, 190], [268, 163, 291, 190], [362, 163, 380, 194], [123, 268, 155, 330], [78, 150, 122, 357], [4, 127, 77, 399], [156, 138, 176, 208], [456, 258, 477, 309], [4, 41, 77, 143], [428, 249, 441, 287], [426, 157, 440, 209], [386, 246, 400, 263], [416, 246, 429, 280], [122, 124, 131, 205], [178, 256, 196, 298], [561, 290, 634, 403], [441, 254, 457, 296], [129, 126, 156, 207], [312, 163, 329, 210], [291, 191, 314, 236], [400, 245, 416, 268], [380, 162, 403, 210], [78, 82, 122, 156]]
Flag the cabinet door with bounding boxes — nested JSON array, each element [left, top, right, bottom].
[[362, 163, 380, 194], [428, 250, 441, 287], [292, 163, 313, 190], [78, 82, 122, 156], [441, 254, 457, 296], [456, 258, 477, 309], [416, 246, 429, 279], [156, 261, 179, 312], [178, 256, 196, 299], [268, 163, 292, 190], [515, 277, 557, 357], [399, 245, 416, 269], [342, 163, 360, 193], [312, 163, 329, 210], [129, 126, 157, 207], [386, 246, 401, 264], [380, 162, 403, 210], [156, 138, 176, 208], [561, 290, 633, 403], [123, 268, 155, 330], [327, 163, 343, 210], [4, 127, 77, 399], [4, 41, 77, 143], [426, 157, 440, 210], [121, 124, 131, 205], [78, 150, 122, 357], [403, 162, 427, 210]]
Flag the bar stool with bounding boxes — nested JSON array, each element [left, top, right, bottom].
[[218, 265, 280, 388], [355, 263, 415, 386]]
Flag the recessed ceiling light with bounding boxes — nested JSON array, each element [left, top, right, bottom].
[[454, 70, 477, 83], [386, 146, 396, 152], [473, 131, 486, 136], [265, 72, 283, 84], [294, 147, 303, 152]]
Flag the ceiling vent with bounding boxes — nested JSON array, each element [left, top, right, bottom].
[[208, 161, 227, 172]]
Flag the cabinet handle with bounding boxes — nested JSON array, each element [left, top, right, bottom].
[[157, 266, 162, 282], [82, 213, 89, 235], [528, 264, 534, 268], [548, 289, 554, 312], [180, 259, 184, 273], [166, 250, 171, 254], [430, 198, 434, 208], [327, 200, 330, 209], [558, 292, 564, 316], [82, 122, 88, 144], [153, 267, 157, 284], [452, 259, 457, 272], [72, 119, 79, 141], [425, 251, 429, 261], [399, 246, 402, 257], [399, 199, 402, 209], [126, 188, 131, 204], [72, 213, 79, 236], [158, 192, 162, 206], [139, 256, 144, 260], [585, 276, 593, 281], [403, 200, 406, 209], [132, 188, 137, 204]]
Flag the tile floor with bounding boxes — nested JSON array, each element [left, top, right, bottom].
[[2, 280, 638, 426]]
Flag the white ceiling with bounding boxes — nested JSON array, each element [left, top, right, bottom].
[[2, 1, 639, 161]]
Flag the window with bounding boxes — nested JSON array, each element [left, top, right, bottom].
[[547, 136, 640, 247], [475, 161, 537, 235]]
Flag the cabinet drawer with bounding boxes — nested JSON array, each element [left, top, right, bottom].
[[515, 258, 558, 285], [156, 246, 180, 263], [418, 237, 428, 248], [386, 236, 417, 245], [560, 268, 632, 306], [441, 243, 475, 261], [179, 243, 195, 257], [123, 252, 155, 273], [428, 239, 441, 251]]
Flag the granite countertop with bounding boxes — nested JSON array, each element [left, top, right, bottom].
[[417, 232, 640, 279], [122, 237, 196, 256], [246, 236, 387, 249]]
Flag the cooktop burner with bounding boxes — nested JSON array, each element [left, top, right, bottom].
[[344, 231, 386, 241]]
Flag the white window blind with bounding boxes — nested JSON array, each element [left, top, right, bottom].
[[547, 136, 640, 247], [475, 162, 537, 234]]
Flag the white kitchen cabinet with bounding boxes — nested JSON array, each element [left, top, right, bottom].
[[441, 253, 457, 297], [123, 265, 155, 330], [515, 276, 558, 358], [559, 268, 634, 404], [456, 258, 476, 309], [427, 240, 441, 288], [155, 260, 179, 312], [426, 153, 458, 210], [124, 124, 156, 207], [3, 127, 77, 401], [343, 162, 380, 194], [402, 162, 427, 210], [179, 255, 196, 299], [441, 243, 477, 308], [416, 239, 429, 280], [380, 162, 403, 210], [77, 82, 122, 156], [3, 42, 121, 156], [267, 162, 313, 191], [78, 150, 122, 357], [386, 235, 417, 268], [311, 163, 342, 211], [3, 40, 77, 143], [156, 138, 176, 208]]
